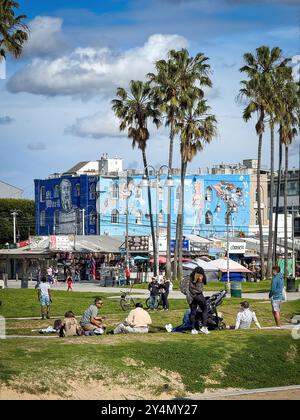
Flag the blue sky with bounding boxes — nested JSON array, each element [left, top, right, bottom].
[[0, 0, 299, 198]]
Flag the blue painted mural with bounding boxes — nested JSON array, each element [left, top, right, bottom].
[[34, 175, 98, 236], [35, 173, 251, 238]]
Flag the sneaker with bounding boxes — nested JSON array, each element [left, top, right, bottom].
[[191, 329, 198, 335], [41, 315, 45, 320], [165, 324, 173, 333], [199, 327, 210, 335]]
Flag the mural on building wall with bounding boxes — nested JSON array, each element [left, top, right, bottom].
[[98, 174, 251, 238], [56, 179, 82, 234], [35, 175, 97, 236]]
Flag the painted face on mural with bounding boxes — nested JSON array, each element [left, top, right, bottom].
[[212, 181, 243, 208], [60, 179, 73, 212]]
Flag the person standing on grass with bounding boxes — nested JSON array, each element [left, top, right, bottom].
[[160, 276, 170, 311], [187, 266, 209, 335], [67, 274, 73, 291], [80, 297, 106, 332], [269, 265, 284, 328], [37, 276, 52, 320], [148, 277, 160, 310]]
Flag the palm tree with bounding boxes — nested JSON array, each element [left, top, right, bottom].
[[0, 0, 28, 61], [148, 48, 212, 281], [239, 74, 266, 279], [176, 98, 217, 281], [239, 47, 289, 279], [112, 80, 161, 275], [272, 126, 283, 264], [277, 81, 299, 279]]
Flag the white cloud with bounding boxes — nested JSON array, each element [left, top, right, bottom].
[[8, 34, 188, 97], [23, 16, 64, 56], [27, 141, 47, 151], [66, 110, 122, 138]]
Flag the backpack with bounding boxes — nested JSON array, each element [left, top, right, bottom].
[[180, 273, 191, 296]]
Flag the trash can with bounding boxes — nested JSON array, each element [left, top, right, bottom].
[[104, 277, 113, 287], [21, 278, 28, 289], [230, 283, 242, 298], [286, 276, 296, 292]]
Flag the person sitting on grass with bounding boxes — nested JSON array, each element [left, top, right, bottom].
[[165, 308, 201, 333], [226, 301, 261, 330], [80, 297, 106, 333], [37, 276, 52, 320], [113, 303, 152, 334], [60, 311, 81, 337]]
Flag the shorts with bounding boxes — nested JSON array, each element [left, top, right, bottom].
[[271, 299, 281, 312], [81, 323, 98, 331], [40, 295, 50, 306]]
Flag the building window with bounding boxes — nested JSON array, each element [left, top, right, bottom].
[[159, 210, 164, 224], [54, 185, 60, 198], [90, 183, 96, 200], [288, 181, 298, 196], [54, 210, 59, 228], [40, 210, 45, 227], [205, 187, 213, 202], [111, 182, 119, 199], [176, 186, 181, 200], [111, 209, 119, 224], [135, 186, 142, 199], [40, 186, 46, 202], [136, 210, 143, 225], [90, 210, 97, 225], [75, 183, 80, 197], [205, 211, 213, 225]]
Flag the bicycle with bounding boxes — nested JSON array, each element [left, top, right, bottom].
[[145, 294, 163, 310], [120, 285, 136, 311]]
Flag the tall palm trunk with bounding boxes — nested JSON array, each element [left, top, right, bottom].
[[166, 122, 174, 281], [177, 159, 187, 283], [172, 213, 180, 282], [257, 125, 265, 280], [266, 123, 275, 277], [141, 148, 157, 276], [273, 127, 283, 264], [284, 144, 289, 280]]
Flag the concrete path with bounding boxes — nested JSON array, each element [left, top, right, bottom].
[[4, 280, 300, 301], [188, 385, 300, 400]]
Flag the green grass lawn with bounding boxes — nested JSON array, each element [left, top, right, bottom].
[[0, 288, 300, 398]]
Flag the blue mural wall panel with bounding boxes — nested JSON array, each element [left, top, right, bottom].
[[34, 175, 98, 236], [35, 173, 251, 238]]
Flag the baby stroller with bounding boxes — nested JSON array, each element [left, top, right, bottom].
[[196, 290, 227, 331]]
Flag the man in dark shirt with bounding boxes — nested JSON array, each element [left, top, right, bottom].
[[148, 277, 160, 310]]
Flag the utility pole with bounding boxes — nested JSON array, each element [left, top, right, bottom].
[[82, 208, 85, 236], [125, 195, 129, 266], [10, 211, 18, 244]]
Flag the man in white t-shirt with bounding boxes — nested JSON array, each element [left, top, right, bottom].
[[38, 277, 52, 320]]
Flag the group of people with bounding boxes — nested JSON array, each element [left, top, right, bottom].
[[148, 276, 172, 310], [36, 263, 286, 335]]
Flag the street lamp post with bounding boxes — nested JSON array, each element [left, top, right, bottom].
[[139, 165, 174, 278], [216, 195, 236, 292]]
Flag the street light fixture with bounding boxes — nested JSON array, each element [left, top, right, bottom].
[[139, 165, 174, 278]]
